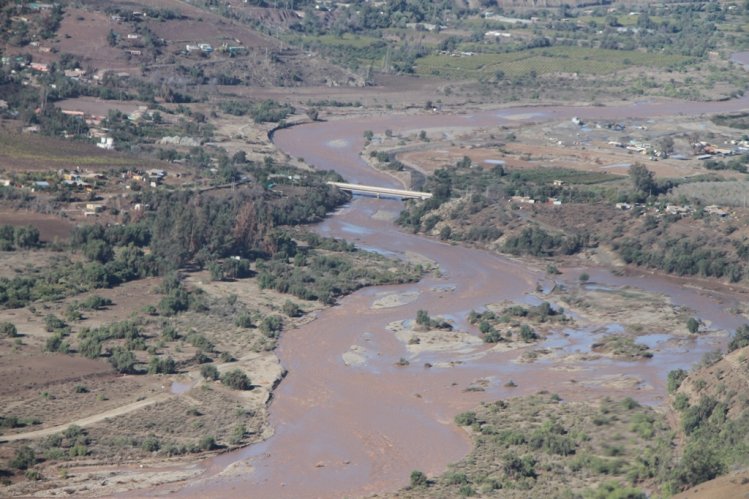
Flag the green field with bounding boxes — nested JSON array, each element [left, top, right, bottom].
[[415, 46, 692, 79]]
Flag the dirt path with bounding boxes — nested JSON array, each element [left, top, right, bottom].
[[0, 393, 172, 442]]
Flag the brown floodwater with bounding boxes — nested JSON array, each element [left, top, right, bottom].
[[159, 65, 749, 498]]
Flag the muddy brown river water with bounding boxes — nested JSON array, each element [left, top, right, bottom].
[[163, 76, 749, 498]]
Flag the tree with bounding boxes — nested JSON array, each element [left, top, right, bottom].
[[221, 368, 252, 390], [658, 136, 675, 155], [629, 163, 655, 196], [687, 317, 700, 334]]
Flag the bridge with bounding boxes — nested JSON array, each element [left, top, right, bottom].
[[327, 181, 432, 200]]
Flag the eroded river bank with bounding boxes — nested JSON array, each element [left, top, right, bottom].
[[160, 92, 749, 498]]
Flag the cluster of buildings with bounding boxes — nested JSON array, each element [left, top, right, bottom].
[[694, 140, 749, 160]]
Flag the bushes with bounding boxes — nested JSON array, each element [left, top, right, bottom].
[[221, 369, 252, 390]]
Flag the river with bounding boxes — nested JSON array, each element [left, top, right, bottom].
[[171, 70, 749, 498]]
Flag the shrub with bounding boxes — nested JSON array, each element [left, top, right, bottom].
[[0, 321, 17, 337], [674, 444, 725, 490], [667, 369, 688, 394], [199, 435, 218, 451], [728, 325, 749, 353], [455, 412, 477, 426], [260, 315, 283, 338], [186, 332, 214, 352], [200, 364, 219, 381], [235, 313, 253, 328], [45, 333, 70, 353], [686, 317, 700, 334], [109, 346, 137, 374], [148, 356, 176, 374], [221, 369, 251, 390], [81, 295, 113, 310], [519, 324, 538, 342], [416, 309, 430, 327], [142, 437, 160, 452], [410, 470, 428, 488], [162, 324, 179, 341], [10, 446, 36, 470], [282, 300, 302, 318]]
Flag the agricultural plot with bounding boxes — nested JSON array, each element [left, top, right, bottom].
[[415, 47, 693, 79]]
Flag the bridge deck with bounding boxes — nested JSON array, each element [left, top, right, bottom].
[[327, 181, 432, 200]]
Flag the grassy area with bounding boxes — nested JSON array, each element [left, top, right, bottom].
[[415, 46, 693, 79]]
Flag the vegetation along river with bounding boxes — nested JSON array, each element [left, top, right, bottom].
[[171, 59, 749, 498]]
